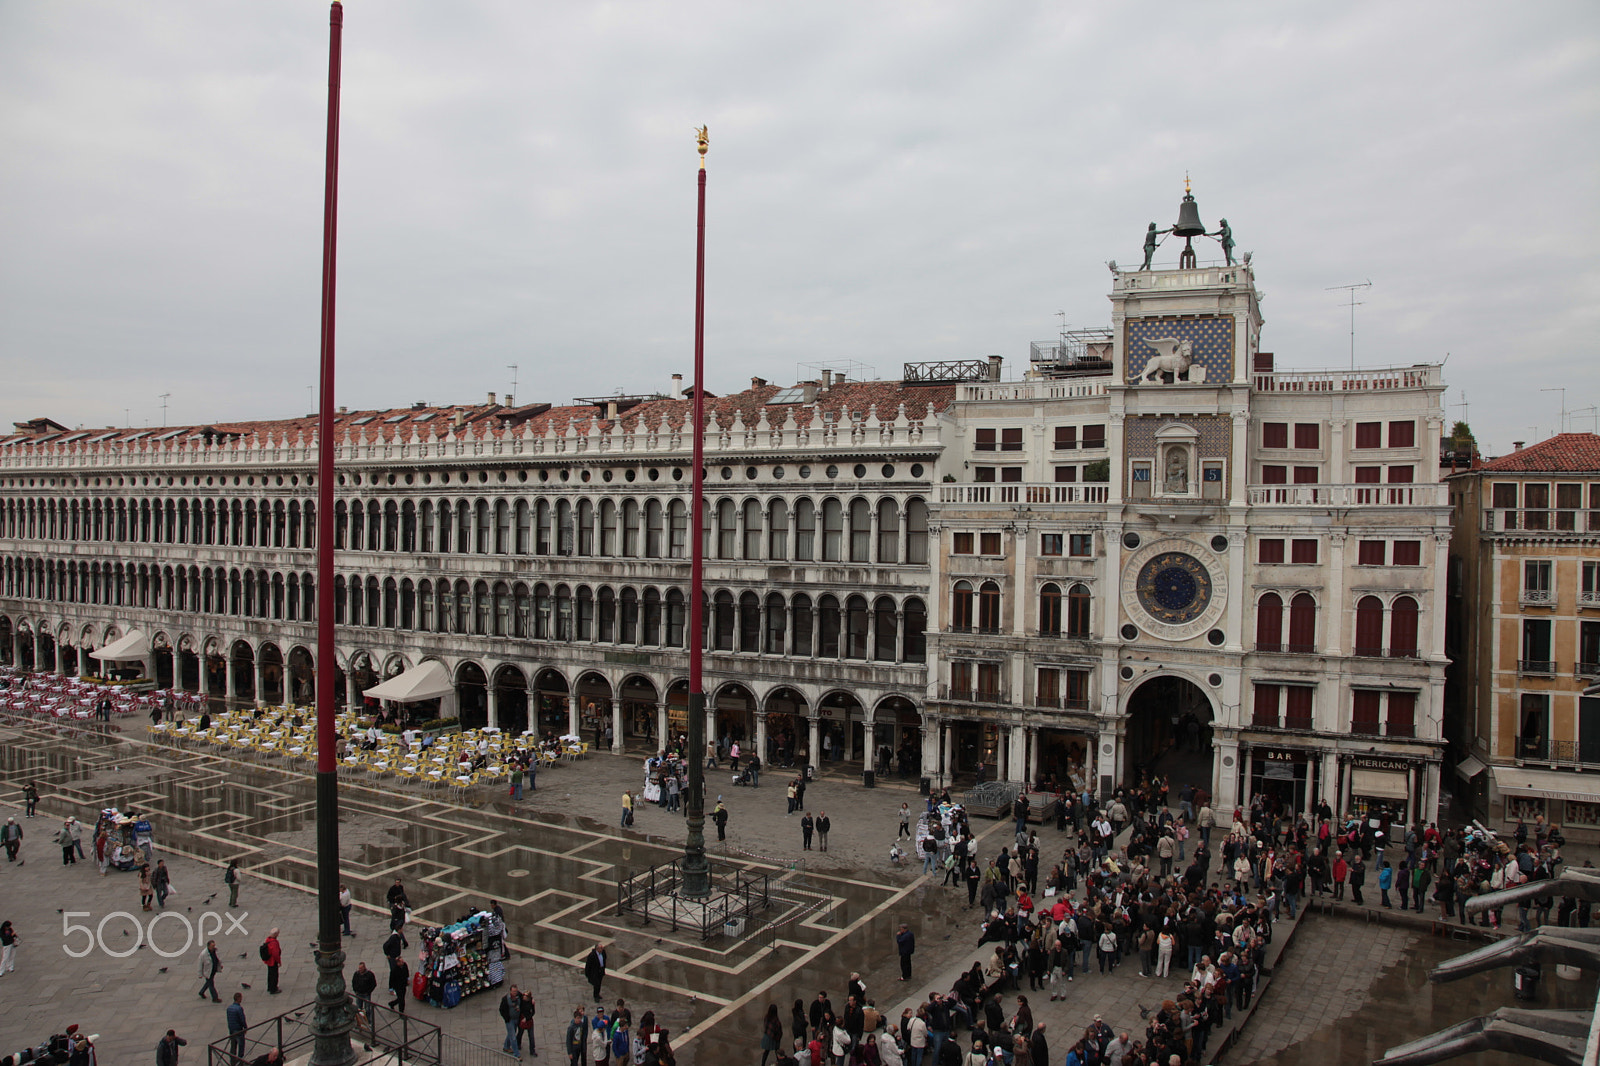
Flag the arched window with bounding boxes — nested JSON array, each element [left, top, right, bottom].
[[514, 499, 530, 554], [620, 587, 639, 643], [1066, 583, 1091, 637], [473, 580, 490, 633], [743, 499, 763, 560], [576, 586, 594, 641], [791, 593, 814, 656], [1040, 583, 1062, 636], [665, 588, 686, 646], [1355, 595, 1385, 656], [510, 582, 527, 638], [491, 581, 509, 636], [622, 500, 641, 557], [716, 499, 736, 559], [1255, 593, 1284, 651], [385, 501, 400, 552], [952, 581, 975, 630], [598, 587, 616, 642], [822, 498, 844, 561], [1288, 593, 1317, 652], [768, 499, 789, 559], [873, 596, 898, 660], [978, 581, 1002, 632], [845, 594, 870, 658], [713, 590, 735, 650], [849, 498, 871, 562], [1390, 595, 1419, 657], [903, 597, 927, 662], [554, 584, 572, 640], [533, 583, 552, 639], [764, 592, 786, 653], [668, 500, 687, 558], [535, 500, 552, 555], [642, 587, 662, 644], [818, 594, 841, 657], [645, 500, 664, 557], [877, 499, 900, 563], [794, 499, 816, 561], [599, 500, 617, 556], [556, 500, 573, 555], [739, 591, 761, 651], [577, 500, 595, 555], [474, 501, 490, 554]]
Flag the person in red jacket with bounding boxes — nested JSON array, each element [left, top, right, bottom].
[[263, 928, 282, 994]]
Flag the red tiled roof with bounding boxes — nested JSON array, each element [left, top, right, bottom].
[[1478, 433, 1600, 473]]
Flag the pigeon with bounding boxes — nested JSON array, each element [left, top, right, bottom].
[[159, 967, 168, 973], [1138, 1004, 1151, 1020], [239, 953, 248, 959], [241, 983, 251, 989]]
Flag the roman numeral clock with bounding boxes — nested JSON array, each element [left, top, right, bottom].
[[1120, 537, 1229, 642]]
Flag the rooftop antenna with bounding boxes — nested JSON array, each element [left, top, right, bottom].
[[1325, 281, 1371, 370], [1571, 405, 1598, 433], [159, 393, 171, 427], [1449, 390, 1469, 429], [507, 364, 519, 402], [1541, 387, 1568, 434]]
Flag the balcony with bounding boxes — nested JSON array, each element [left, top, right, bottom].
[[1248, 483, 1448, 508], [957, 380, 1110, 403], [1255, 643, 1319, 655], [1353, 646, 1421, 659], [1250, 715, 1317, 731], [1581, 590, 1600, 608], [1033, 696, 1092, 711], [1251, 364, 1442, 393], [1518, 734, 1550, 761], [1520, 588, 1555, 606], [1518, 659, 1558, 676], [1515, 736, 1600, 767], [941, 685, 1008, 705], [1484, 509, 1600, 535], [1578, 662, 1600, 679], [940, 483, 1110, 506]]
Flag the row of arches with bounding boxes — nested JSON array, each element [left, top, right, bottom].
[[1, 496, 313, 550], [2, 557, 316, 622], [949, 581, 1095, 639], [1252, 591, 1418, 657]]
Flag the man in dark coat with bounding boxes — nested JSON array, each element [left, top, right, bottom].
[[896, 923, 915, 980], [584, 943, 607, 1002]]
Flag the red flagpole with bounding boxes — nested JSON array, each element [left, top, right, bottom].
[[682, 128, 711, 898]]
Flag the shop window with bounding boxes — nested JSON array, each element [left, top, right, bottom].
[[1565, 801, 1600, 828], [974, 428, 996, 452], [1393, 540, 1422, 566], [953, 532, 974, 555], [1358, 540, 1386, 565], [1262, 423, 1288, 449], [1054, 426, 1077, 450], [1291, 539, 1318, 564], [1001, 428, 1023, 452], [1388, 420, 1416, 448], [1352, 690, 1381, 734], [1259, 538, 1285, 564], [1354, 422, 1382, 449], [1069, 533, 1093, 557], [1295, 423, 1321, 449]]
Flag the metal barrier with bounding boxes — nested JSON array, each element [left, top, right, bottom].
[[207, 999, 443, 1066], [616, 859, 771, 940]]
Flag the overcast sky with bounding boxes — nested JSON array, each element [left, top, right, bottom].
[[2, 2, 1595, 456]]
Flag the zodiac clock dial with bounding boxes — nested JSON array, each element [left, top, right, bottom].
[[1135, 552, 1212, 625]]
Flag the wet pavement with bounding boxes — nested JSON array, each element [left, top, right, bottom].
[[0, 715, 1592, 1065]]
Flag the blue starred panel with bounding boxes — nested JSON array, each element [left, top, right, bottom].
[[1124, 315, 1235, 385]]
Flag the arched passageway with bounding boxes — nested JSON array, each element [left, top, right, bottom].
[[1123, 674, 1214, 794]]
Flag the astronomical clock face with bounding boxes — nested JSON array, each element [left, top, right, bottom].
[[1136, 552, 1212, 625], [1120, 537, 1228, 641]]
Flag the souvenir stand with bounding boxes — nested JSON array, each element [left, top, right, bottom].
[[414, 911, 506, 1009], [97, 808, 142, 871]]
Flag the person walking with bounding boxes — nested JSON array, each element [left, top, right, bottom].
[[1378, 859, 1394, 908], [196, 939, 222, 1002], [23, 782, 38, 818], [896, 923, 915, 981], [801, 812, 815, 851], [339, 883, 354, 936], [501, 984, 525, 1060], [760, 1003, 784, 1066], [350, 961, 377, 1019], [899, 803, 912, 839], [263, 928, 282, 994], [139, 863, 155, 911], [566, 1008, 588, 1066], [584, 943, 607, 1002], [0, 920, 19, 976], [387, 955, 410, 1013], [2, 817, 21, 863], [817, 811, 831, 852], [155, 1029, 188, 1066], [226, 994, 248, 1061], [57, 819, 77, 866], [226, 862, 243, 910], [621, 790, 634, 828], [1350, 855, 1367, 906], [152, 859, 172, 909], [68, 817, 85, 861], [519, 990, 538, 1057], [712, 798, 728, 841]]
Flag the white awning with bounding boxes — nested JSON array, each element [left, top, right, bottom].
[[1453, 755, 1487, 781], [1350, 767, 1410, 801], [89, 628, 149, 662], [1491, 766, 1600, 805], [361, 660, 452, 703]]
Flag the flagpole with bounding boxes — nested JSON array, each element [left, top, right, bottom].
[[682, 127, 711, 899], [310, 3, 354, 1063]]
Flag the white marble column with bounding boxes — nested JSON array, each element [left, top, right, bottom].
[[755, 712, 769, 764], [487, 686, 500, 730], [1320, 750, 1339, 812], [254, 657, 267, 707], [920, 714, 939, 782], [611, 700, 624, 753], [567, 697, 580, 738], [808, 715, 821, 771], [1007, 725, 1027, 784]]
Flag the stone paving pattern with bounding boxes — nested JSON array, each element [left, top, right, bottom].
[[2, 716, 1586, 1065]]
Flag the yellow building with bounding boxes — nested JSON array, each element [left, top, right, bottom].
[[1446, 433, 1600, 838]]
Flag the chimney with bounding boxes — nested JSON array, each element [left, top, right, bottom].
[[834, 372, 847, 385], [987, 355, 1003, 382], [606, 400, 619, 421], [1513, 441, 1525, 451], [453, 411, 466, 429], [504, 394, 513, 408], [802, 381, 819, 403], [751, 376, 768, 389], [338, 406, 347, 414], [821, 369, 833, 389], [487, 391, 497, 406], [671, 373, 683, 397]]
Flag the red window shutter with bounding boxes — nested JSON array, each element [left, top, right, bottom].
[[1263, 423, 1288, 449], [1054, 466, 1077, 483], [1355, 422, 1381, 448], [1259, 539, 1284, 563], [1390, 596, 1419, 656], [1392, 540, 1421, 566], [1054, 426, 1077, 450], [1284, 686, 1314, 729], [1358, 540, 1386, 565], [1288, 593, 1316, 651], [1388, 421, 1416, 448], [1255, 593, 1283, 650], [1291, 539, 1318, 564], [1001, 428, 1023, 451], [1082, 425, 1106, 448], [1293, 467, 1320, 484], [1294, 423, 1320, 449], [975, 429, 996, 451], [1386, 692, 1415, 738], [1262, 466, 1287, 484], [1352, 690, 1381, 733], [1355, 596, 1385, 655], [1354, 466, 1382, 484], [1253, 684, 1280, 727], [1387, 466, 1414, 483]]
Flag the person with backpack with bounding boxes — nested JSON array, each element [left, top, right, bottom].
[[261, 928, 282, 994]]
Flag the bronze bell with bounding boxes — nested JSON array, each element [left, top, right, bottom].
[[1173, 192, 1206, 238]]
